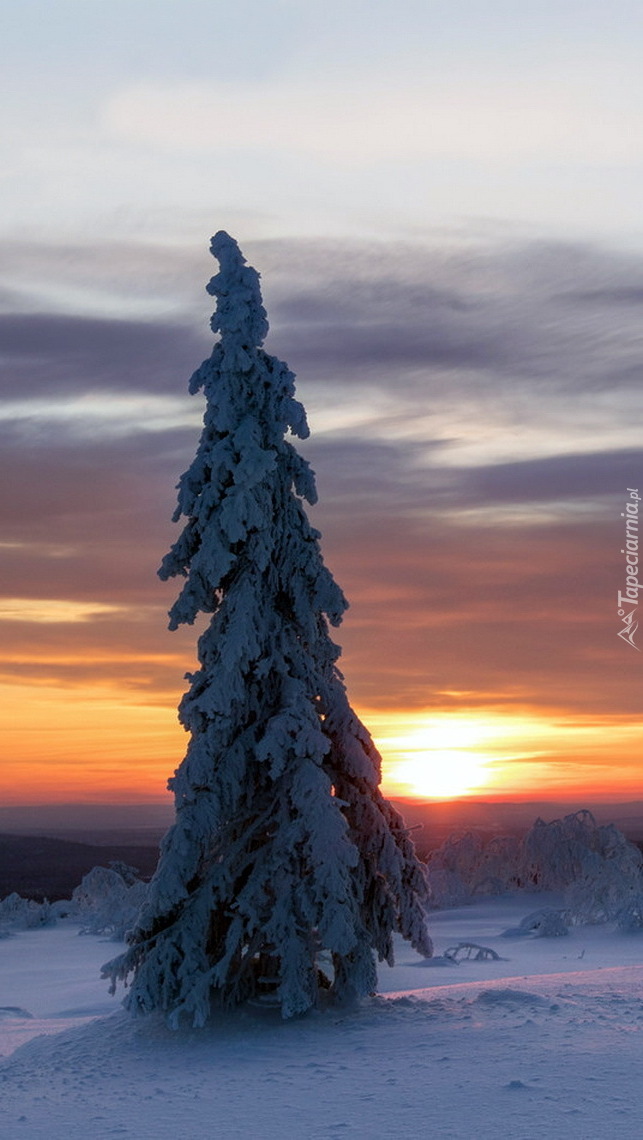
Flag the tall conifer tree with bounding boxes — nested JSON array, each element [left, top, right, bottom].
[[105, 233, 432, 1023]]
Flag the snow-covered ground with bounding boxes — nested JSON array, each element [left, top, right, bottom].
[[2, 894, 642, 1139]]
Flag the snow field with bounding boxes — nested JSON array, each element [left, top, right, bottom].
[[1, 896, 643, 1139]]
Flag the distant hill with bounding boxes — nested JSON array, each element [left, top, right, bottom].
[[0, 803, 173, 846], [0, 834, 160, 903], [1, 800, 642, 889]]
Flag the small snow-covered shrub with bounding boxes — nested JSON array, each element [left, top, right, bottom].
[[521, 811, 595, 890], [560, 820, 642, 924], [521, 811, 640, 893], [565, 873, 628, 926], [616, 895, 643, 932], [50, 898, 78, 920], [0, 892, 55, 930], [520, 811, 643, 925], [0, 893, 29, 927], [444, 942, 501, 962], [108, 861, 141, 886], [475, 835, 523, 894], [24, 899, 54, 928], [426, 832, 483, 907], [426, 831, 523, 907], [426, 810, 643, 927], [73, 867, 147, 940], [518, 909, 568, 938], [425, 866, 470, 910]]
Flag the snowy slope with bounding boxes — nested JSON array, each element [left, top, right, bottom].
[[1, 897, 643, 1139]]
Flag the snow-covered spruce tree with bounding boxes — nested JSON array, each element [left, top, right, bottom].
[[104, 233, 432, 1024]]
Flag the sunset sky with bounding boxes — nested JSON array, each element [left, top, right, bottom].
[[1, 1, 642, 806]]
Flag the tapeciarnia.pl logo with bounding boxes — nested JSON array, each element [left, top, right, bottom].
[[617, 487, 640, 650]]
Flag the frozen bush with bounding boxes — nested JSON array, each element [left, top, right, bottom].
[[426, 831, 523, 907], [73, 867, 147, 941], [426, 809, 642, 926], [108, 861, 141, 886], [518, 908, 568, 938], [425, 866, 470, 910], [426, 832, 483, 907], [444, 942, 501, 961], [560, 820, 641, 924], [51, 898, 79, 920], [524, 810, 605, 890], [0, 892, 55, 930], [475, 835, 523, 893], [616, 895, 643, 932]]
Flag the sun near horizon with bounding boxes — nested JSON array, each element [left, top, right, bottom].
[[370, 707, 643, 804]]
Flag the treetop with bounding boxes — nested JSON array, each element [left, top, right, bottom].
[[206, 231, 269, 350]]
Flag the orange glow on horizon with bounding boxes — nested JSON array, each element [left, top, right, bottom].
[[0, 678, 184, 804], [1, 665, 642, 805], [0, 598, 641, 808]]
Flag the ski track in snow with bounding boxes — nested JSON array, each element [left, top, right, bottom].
[[1, 903, 643, 1139]]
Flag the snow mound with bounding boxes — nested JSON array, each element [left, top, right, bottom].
[[471, 987, 551, 1007]]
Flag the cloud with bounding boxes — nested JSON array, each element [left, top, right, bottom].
[[0, 236, 211, 314], [266, 238, 643, 395], [563, 287, 643, 307], [0, 424, 195, 604], [0, 312, 210, 399], [452, 448, 642, 508], [3, 232, 642, 410]]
